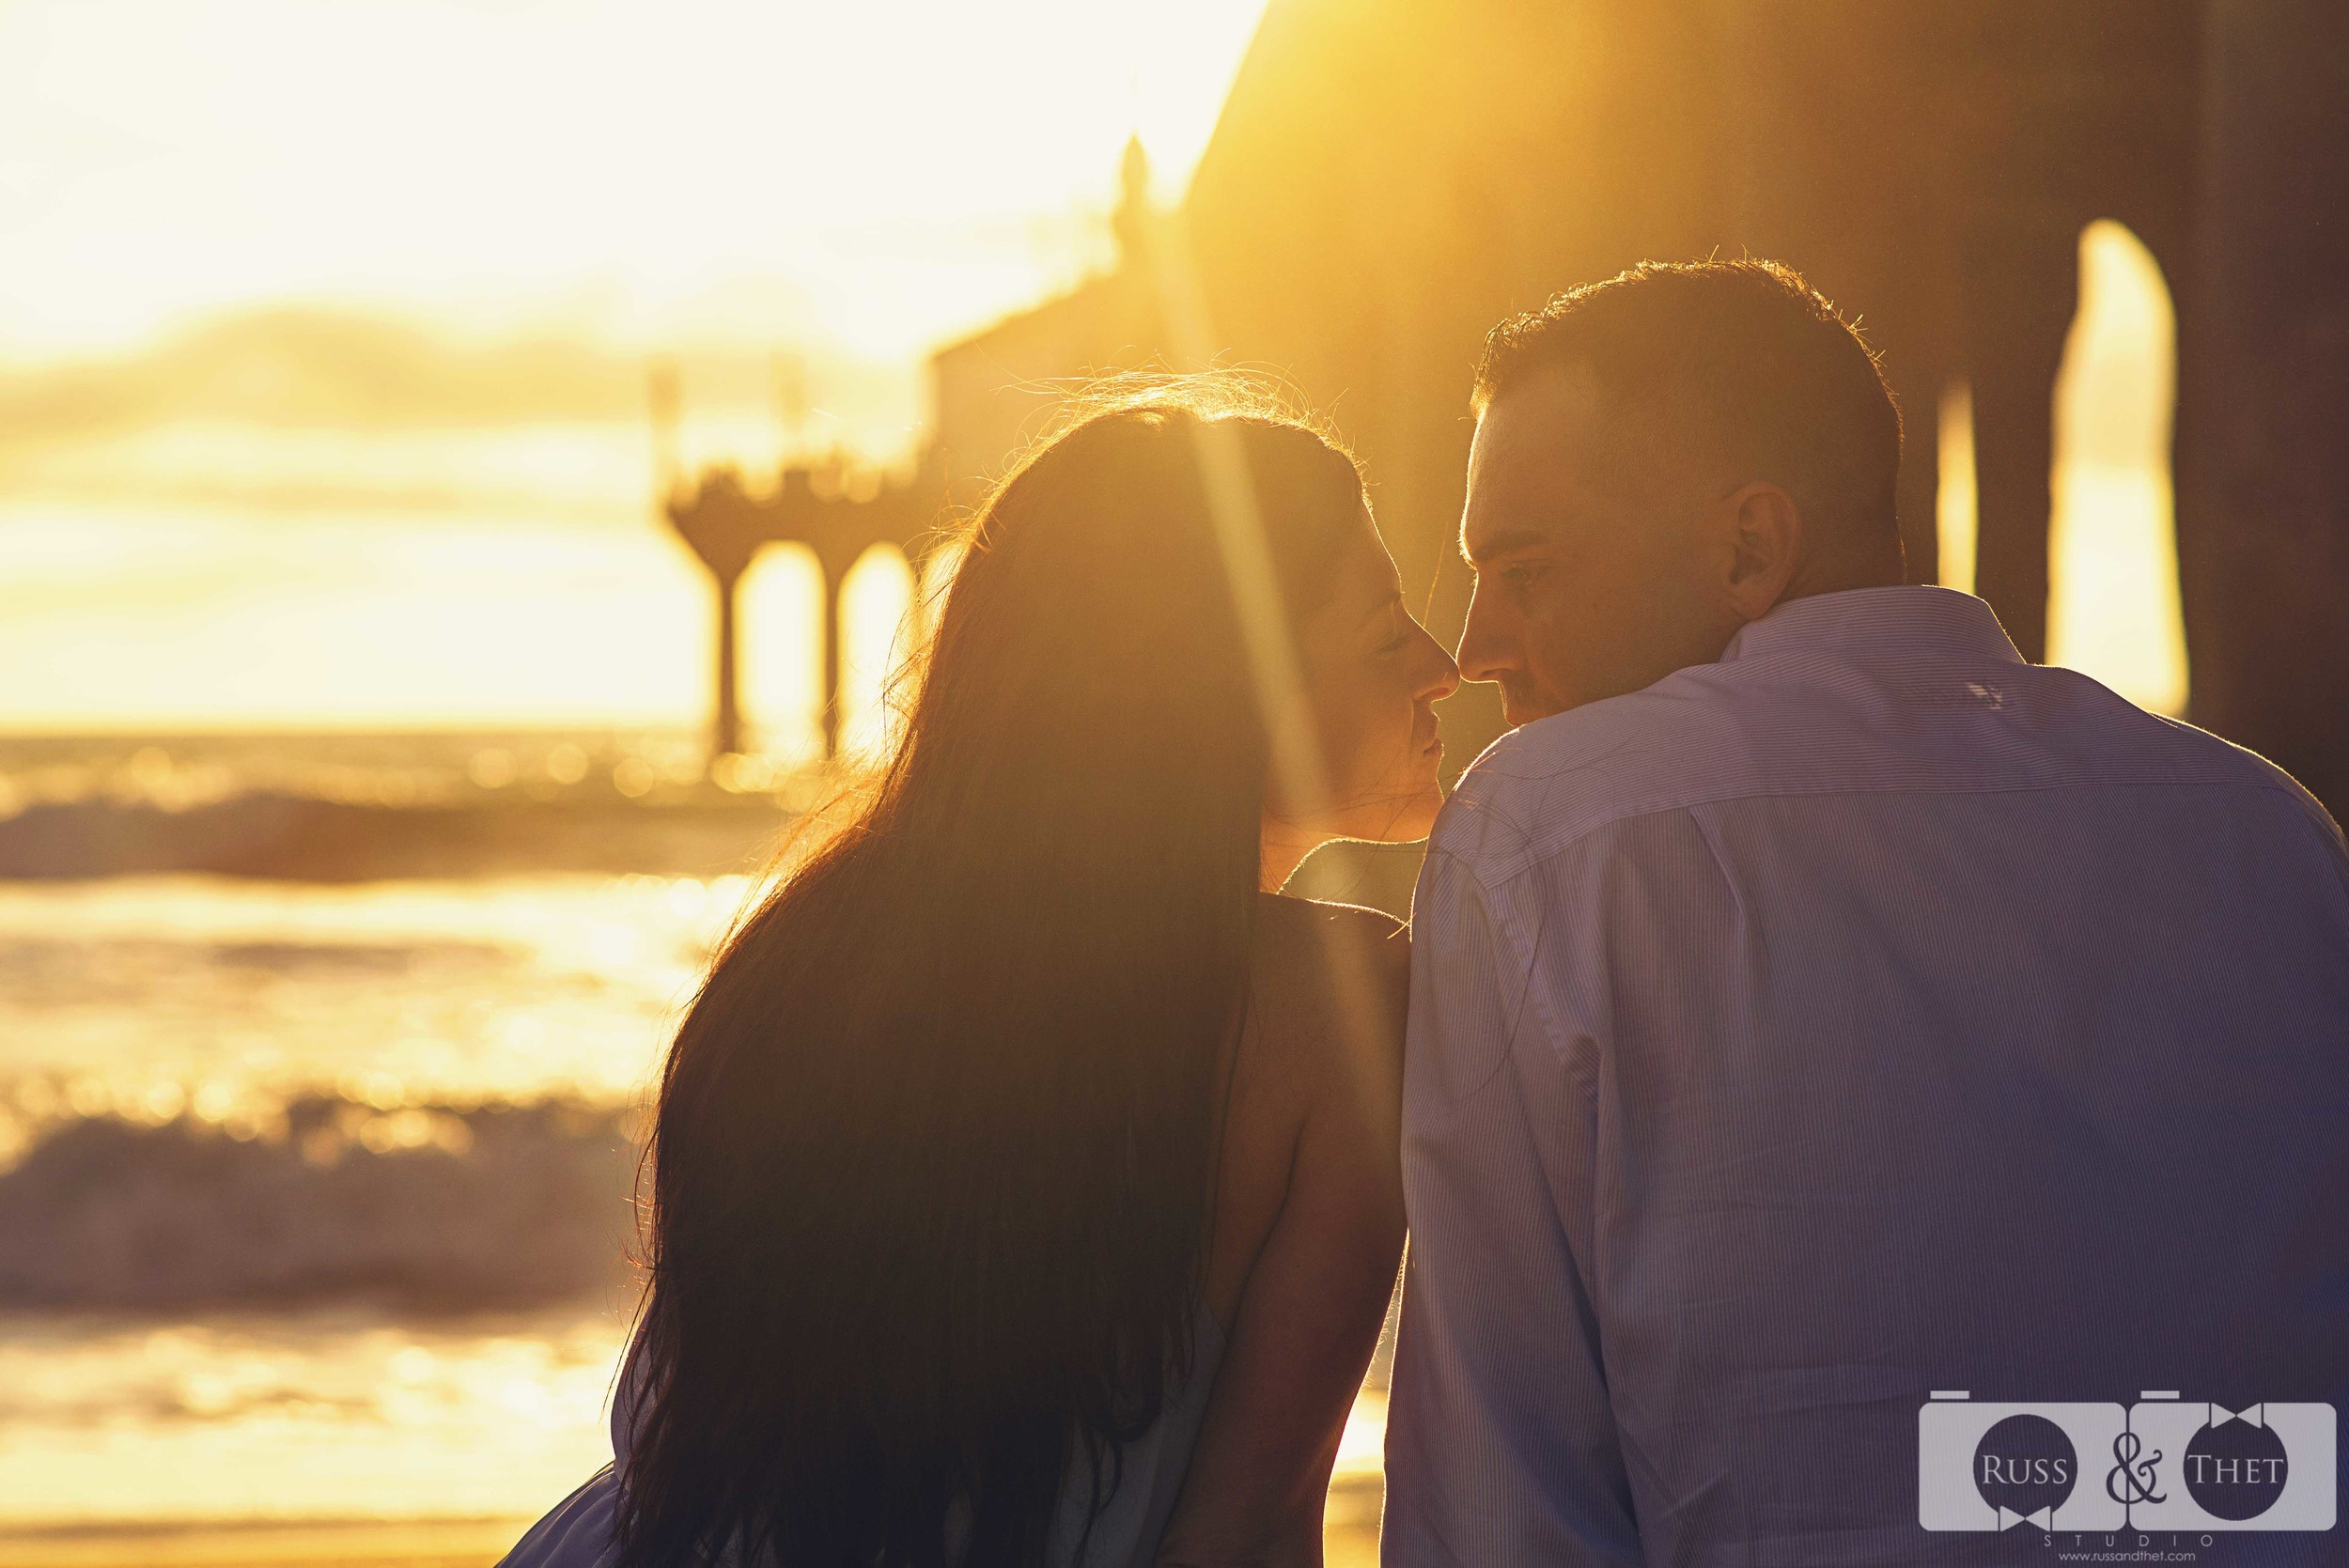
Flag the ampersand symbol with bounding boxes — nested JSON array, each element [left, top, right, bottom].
[[2106, 1430, 2168, 1506]]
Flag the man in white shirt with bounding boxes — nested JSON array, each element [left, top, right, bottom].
[[1383, 259, 2349, 1565]]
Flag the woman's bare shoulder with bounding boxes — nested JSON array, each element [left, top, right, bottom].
[[1246, 893, 1410, 1076], [1253, 890, 1408, 957], [1199, 894, 1408, 1326]]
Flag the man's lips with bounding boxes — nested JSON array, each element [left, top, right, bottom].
[[1496, 679, 1543, 725]]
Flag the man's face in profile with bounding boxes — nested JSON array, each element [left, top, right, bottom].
[[1455, 366, 1741, 726]]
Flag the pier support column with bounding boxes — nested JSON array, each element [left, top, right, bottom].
[[711, 566, 744, 760]]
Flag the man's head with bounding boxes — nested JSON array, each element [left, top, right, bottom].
[[1456, 258, 1905, 725]]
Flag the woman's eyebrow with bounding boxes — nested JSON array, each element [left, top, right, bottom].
[[1358, 588, 1405, 624]]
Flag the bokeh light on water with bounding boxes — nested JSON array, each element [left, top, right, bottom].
[[0, 871, 753, 1137], [0, 865, 753, 1530], [0, 1311, 622, 1526]]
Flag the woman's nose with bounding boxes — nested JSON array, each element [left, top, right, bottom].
[[1416, 623, 1463, 702]]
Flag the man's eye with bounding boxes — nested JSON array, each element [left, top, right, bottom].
[[1500, 563, 1543, 587]]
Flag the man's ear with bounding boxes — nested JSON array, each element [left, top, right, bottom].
[[1719, 481, 1803, 622]]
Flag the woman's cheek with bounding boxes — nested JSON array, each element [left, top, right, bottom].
[[1325, 679, 1384, 804]]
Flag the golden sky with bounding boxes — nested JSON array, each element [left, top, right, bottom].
[[0, 0, 1270, 734], [0, 0, 1268, 362]]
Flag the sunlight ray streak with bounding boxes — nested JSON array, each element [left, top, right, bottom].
[[1138, 208, 1405, 1134]]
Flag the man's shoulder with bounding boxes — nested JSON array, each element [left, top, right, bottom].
[[1428, 673, 1757, 883], [2129, 710, 2346, 848], [1426, 656, 2346, 888]]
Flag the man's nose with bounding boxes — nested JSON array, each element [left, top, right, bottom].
[[1454, 581, 1519, 687]]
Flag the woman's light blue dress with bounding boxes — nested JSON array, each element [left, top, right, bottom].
[[499, 1309, 1225, 1568]]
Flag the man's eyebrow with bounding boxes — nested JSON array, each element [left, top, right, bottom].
[[1459, 526, 1553, 567]]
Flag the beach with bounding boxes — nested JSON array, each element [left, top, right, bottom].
[[0, 735, 1396, 1566]]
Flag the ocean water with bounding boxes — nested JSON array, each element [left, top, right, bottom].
[[0, 737, 1390, 1537], [0, 863, 739, 1529]]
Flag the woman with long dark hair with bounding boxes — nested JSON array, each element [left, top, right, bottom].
[[504, 379, 1458, 1567]]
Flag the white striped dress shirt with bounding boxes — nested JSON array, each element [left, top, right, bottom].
[[1384, 586, 2349, 1566]]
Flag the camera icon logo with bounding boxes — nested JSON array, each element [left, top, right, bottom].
[[1919, 1391, 2337, 1532], [2121, 1395, 2336, 1532], [1918, 1393, 2126, 1531]]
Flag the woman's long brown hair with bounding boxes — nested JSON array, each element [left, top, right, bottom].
[[617, 382, 1365, 1567]]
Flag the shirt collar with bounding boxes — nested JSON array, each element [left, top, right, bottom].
[[1718, 585, 2027, 667]]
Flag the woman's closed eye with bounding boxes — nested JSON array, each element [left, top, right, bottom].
[[1365, 598, 1413, 657]]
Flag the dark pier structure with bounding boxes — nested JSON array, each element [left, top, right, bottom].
[[1170, 0, 2349, 816], [661, 453, 938, 762], [657, 142, 1163, 764]]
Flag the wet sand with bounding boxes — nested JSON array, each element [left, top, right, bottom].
[[0, 1483, 1383, 1568], [0, 1517, 528, 1568]]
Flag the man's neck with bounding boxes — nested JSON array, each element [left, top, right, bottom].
[[1771, 551, 1906, 613]]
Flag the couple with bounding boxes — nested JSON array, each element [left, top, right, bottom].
[[507, 260, 2349, 1568]]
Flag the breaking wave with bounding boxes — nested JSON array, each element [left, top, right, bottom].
[[0, 1096, 644, 1311], [0, 791, 792, 881]]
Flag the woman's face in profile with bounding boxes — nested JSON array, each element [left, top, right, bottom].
[[1281, 503, 1461, 845]]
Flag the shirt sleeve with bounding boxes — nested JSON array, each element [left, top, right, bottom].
[[1380, 845, 1640, 1567]]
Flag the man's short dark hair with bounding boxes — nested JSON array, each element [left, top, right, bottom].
[[1472, 258, 1904, 564]]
